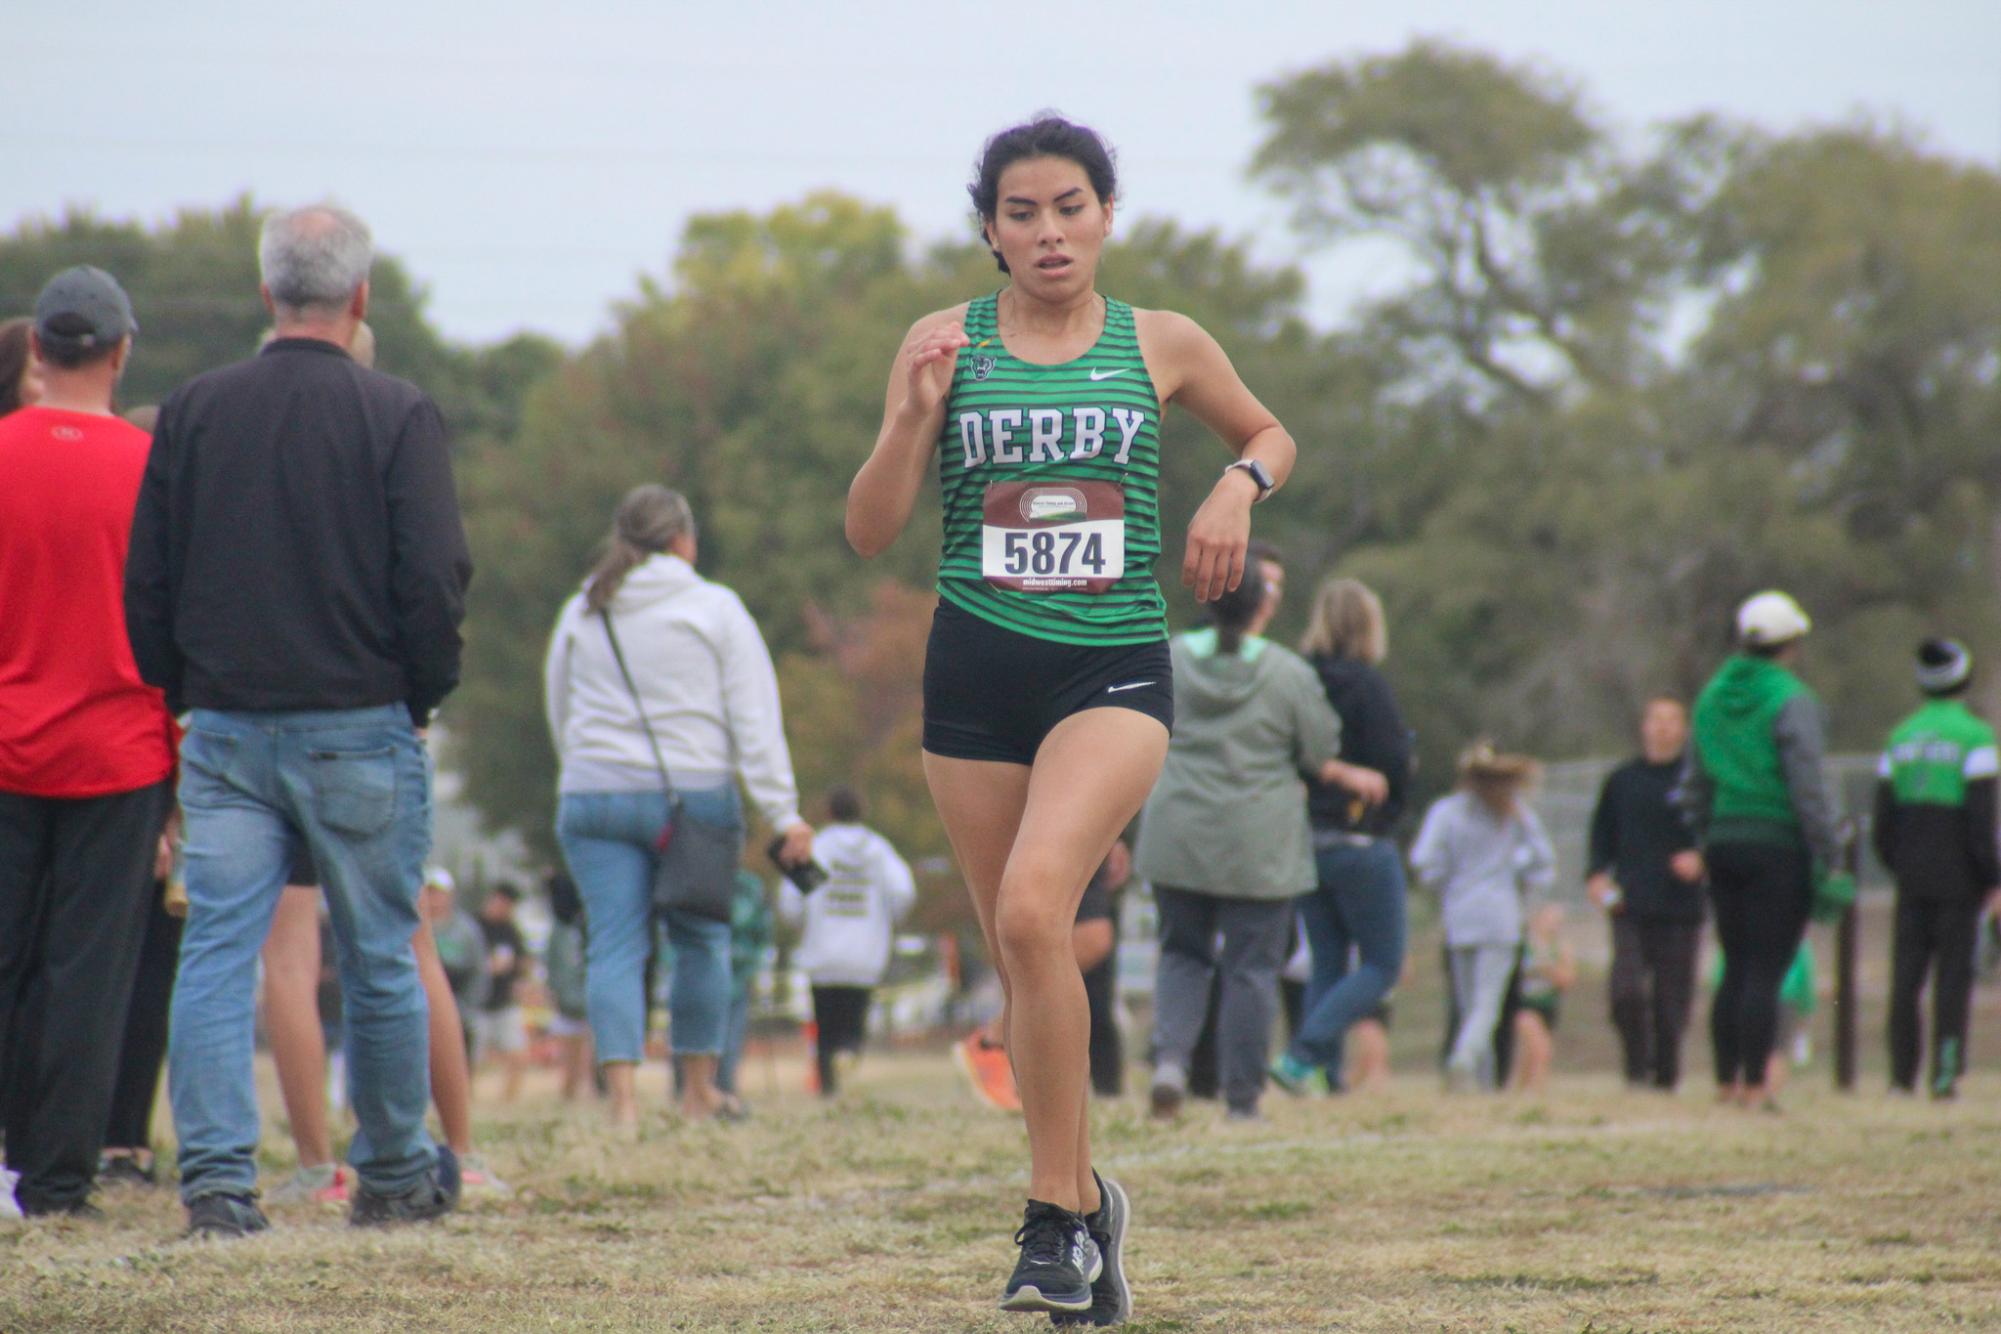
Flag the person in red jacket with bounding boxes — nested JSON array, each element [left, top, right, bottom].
[[0, 267, 177, 1218]]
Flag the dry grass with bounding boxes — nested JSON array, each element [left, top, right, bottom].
[[4, 1048, 2000, 1333]]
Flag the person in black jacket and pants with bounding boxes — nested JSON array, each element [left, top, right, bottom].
[[1586, 696, 1706, 1090], [1873, 639, 2001, 1099], [125, 204, 472, 1239]]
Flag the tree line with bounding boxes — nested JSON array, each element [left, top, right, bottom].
[[7, 42, 1997, 910]]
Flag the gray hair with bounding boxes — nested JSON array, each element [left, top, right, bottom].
[[259, 204, 373, 317], [584, 485, 698, 613]]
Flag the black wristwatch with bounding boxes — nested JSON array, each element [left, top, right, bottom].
[[1223, 458, 1275, 503]]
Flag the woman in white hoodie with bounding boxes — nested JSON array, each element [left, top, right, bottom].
[[779, 787, 917, 1096], [544, 485, 813, 1126]]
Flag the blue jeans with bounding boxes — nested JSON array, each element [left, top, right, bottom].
[[1287, 839, 1408, 1083], [170, 706, 435, 1203], [717, 985, 752, 1095], [556, 788, 737, 1064]]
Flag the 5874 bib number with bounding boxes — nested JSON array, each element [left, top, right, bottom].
[[981, 481, 1126, 594]]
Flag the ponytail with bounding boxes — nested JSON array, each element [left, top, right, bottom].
[[584, 484, 695, 614]]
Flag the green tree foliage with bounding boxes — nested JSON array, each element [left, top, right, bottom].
[[1254, 41, 2001, 785], [0, 199, 556, 440]]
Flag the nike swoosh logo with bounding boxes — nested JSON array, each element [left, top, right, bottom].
[[1088, 368, 1130, 381], [1106, 681, 1155, 694]]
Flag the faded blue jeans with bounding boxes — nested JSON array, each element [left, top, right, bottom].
[[170, 706, 436, 1203], [556, 788, 737, 1065], [1286, 837, 1408, 1086]]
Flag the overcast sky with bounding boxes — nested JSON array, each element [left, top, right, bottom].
[[9, 0, 1997, 347]]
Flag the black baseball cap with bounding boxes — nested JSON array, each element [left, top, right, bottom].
[[34, 266, 137, 351]]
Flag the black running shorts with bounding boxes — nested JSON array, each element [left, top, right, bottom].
[[922, 599, 1173, 766]]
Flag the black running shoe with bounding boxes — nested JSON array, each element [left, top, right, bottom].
[[185, 1192, 270, 1239], [1052, 1170, 1131, 1327], [1000, 1200, 1100, 1313], [349, 1145, 460, 1228]]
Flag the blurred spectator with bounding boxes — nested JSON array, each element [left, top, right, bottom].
[[1138, 569, 1347, 1121], [1077, 841, 1130, 1098], [1587, 696, 1705, 1090], [1273, 575, 1411, 1099], [1874, 638, 1999, 1100], [780, 787, 915, 1097], [544, 483, 809, 1126], [0, 315, 44, 414], [1, 267, 176, 1219], [97, 821, 186, 1188], [715, 870, 771, 1115], [543, 872, 594, 1103], [1679, 591, 1836, 1112], [1413, 742, 1556, 1091], [1512, 903, 1575, 1092], [425, 869, 487, 1057], [475, 883, 531, 1103]]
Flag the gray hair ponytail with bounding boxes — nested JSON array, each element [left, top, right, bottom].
[[584, 484, 695, 614]]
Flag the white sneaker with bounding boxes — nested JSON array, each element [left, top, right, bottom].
[[1, 1169, 22, 1221], [459, 1152, 512, 1196]]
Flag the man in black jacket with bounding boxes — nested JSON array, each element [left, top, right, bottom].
[[1587, 697, 1705, 1090], [125, 204, 471, 1239]]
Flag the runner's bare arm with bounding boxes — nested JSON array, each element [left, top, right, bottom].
[[1137, 309, 1296, 601], [846, 306, 971, 557]]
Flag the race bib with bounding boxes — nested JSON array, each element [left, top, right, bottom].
[[981, 481, 1125, 594]]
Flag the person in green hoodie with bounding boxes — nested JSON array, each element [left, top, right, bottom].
[[1136, 555, 1383, 1120], [1873, 638, 2001, 1100], [1679, 590, 1839, 1111]]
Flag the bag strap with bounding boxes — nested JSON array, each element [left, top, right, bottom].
[[599, 609, 676, 800]]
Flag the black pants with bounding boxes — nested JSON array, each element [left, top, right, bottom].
[[103, 886, 184, 1151], [1707, 841, 1812, 1088], [811, 984, 871, 1096], [1887, 892, 1982, 1093], [0, 781, 173, 1212], [1608, 915, 1703, 1089], [1082, 950, 1123, 1098]]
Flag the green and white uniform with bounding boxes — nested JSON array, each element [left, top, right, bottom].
[[935, 293, 1167, 646]]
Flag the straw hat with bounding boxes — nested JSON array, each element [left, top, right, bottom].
[[1457, 740, 1538, 784]]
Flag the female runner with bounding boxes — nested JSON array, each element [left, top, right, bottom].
[[845, 115, 1295, 1323]]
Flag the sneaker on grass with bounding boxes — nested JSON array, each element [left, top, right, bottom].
[[1000, 1200, 1100, 1314], [185, 1192, 270, 1240], [458, 1152, 511, 1196], [1267, 1052, 1329, 1098], [956, 1030, 1022, 1113], [349, 1145, 460, 1228], [1051, 1170, 1131, 1328], [264, 1163, 347, 1206]]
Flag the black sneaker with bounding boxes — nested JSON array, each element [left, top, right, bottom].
[[98, 1154, 157, 1189], [1000, 1200, 1100, 1313], [185, 1192, 270, 1239], [1052, 1171, 1131, 1327], [349, 1145, 460, 1228]]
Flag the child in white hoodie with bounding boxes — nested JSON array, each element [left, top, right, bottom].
[[780, 788, 917, 1096]]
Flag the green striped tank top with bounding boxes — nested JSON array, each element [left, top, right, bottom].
[[934, 293, 1168, 646]]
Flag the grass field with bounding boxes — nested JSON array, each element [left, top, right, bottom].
[[4, 1042, 2000, 1333]]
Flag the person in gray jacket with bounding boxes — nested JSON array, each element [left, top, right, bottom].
[[1137, 567, 1377, 1120], [1412, 743, 1557, 1091]]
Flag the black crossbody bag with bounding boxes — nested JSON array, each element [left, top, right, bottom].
[[599, 610, 741, 923]]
